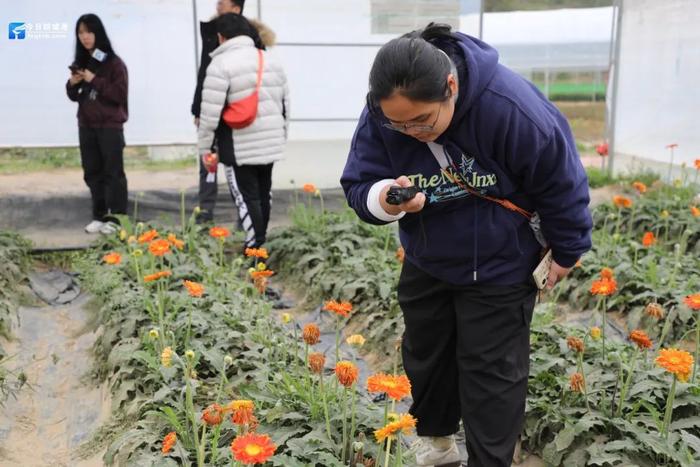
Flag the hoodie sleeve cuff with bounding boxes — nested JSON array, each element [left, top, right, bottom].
[[551, 250, 579, 269], [367, 179, 406, 223]]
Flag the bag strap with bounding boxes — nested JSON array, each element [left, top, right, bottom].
[[254, 49, 264, 92], [425, 142, 533, 220]]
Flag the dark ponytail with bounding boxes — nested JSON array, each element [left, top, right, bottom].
[[367, 23, 457, 115]]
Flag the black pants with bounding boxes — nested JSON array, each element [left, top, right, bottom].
[[197, 120, 234, 221], [398, 259, 537, 467], [78, 127, 128, 221], [223, 163, 273, 248]]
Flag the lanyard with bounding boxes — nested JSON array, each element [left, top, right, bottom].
[[426, 142, 533, 220]]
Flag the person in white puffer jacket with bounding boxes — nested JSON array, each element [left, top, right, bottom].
[[198, 13, 288, 248]]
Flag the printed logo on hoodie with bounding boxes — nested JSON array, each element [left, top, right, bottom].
[[407, 153, 498, 204]]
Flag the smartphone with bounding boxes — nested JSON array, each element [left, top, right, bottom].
[[532, 249, 553, 290]]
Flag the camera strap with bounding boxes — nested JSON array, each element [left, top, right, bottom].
[[426, 142, 548, 248]]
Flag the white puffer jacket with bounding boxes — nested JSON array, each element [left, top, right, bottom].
[[197, 35, 289, 165]]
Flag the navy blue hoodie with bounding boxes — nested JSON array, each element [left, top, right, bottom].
[[341, 33, 592, 286]]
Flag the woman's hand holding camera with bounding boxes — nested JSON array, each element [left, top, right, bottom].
[[379, 175, 426, 215]]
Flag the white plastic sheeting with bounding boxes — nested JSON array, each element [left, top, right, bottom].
[[611, 0, 699, 166]]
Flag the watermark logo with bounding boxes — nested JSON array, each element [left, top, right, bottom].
[[7, 21, 68, 40], [8, 22, 26, 40]]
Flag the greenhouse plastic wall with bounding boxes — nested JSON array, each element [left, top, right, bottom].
[[611, 0, 699, 167], [1, 0, 200, 147], [2, 1, 614, 147]]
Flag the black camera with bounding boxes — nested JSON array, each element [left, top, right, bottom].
[[386, 185, 420, 205]]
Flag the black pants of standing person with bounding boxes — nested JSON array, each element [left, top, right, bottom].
[[398, 259, 537, 467], [197, 120, 233, 222], [223, 163, 273, 248], [78, 127, 128, 222]]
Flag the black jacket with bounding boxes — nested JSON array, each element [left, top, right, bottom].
[[191, 20, 219, 118]]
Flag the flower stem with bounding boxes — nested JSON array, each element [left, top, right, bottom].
[[693, 319, 699, 384], [577, 353, 590, 412], [185, 362, 202, 466], [661, 376, 677, 438], [335, 319, 341, 364], [395, 434, 403, 467], [320, 373, 332, 440], [185, 307, 193, 349], [384, 436, 393, 467], [616, 348, 639, 418], [602, 296, 607, 361], [349, 386, 357, 459], [341, 387, 348, 463]]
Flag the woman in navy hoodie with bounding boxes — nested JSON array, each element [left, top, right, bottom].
[[341, 24, 592, 467]]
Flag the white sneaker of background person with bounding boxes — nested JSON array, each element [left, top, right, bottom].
[[99, 221, 119, 235], [84, 220, 105, 234], [412, 435, 462, 466]]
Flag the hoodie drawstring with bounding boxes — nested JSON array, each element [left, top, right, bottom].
[[473, 195, 478, 282]]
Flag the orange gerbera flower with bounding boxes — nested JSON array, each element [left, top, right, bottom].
[[138, 229, 159, 244], [374, 413, 417, 443], [684, 293, 700, 310], [323, 300, 353, 318], [209, 226, 231, 238], [566, 336, 585, 353], [201, 403, 224, 426], [632, 181, 647, 194], [102, 252, 122, 265], [629, 330, 653, 350], [148, 239, 171, 257], [695, 159, 700, 170], [161, 431, 177, 455], [302, 183, 317, 194], [569, 373, 585, 393], [590, 278, 617, 296], [335, 361, 359, 387], [167, 233, 185, 250], [642, 231, 656, 247], [613, 195, 633, 209], [183, 280, 205, 297], [367, 373, 412, 401], [655, 348, 694, 382], [600, 267, 615, 280], [249, 269, 274, 280], [645, 302, 665, 319], [230, 433, 276, 465], [244, 247, 269, 259], [691, 206, 700, 217], [396, 246, 405, 263], [302, 323, 320, 345], [308, 352, 325, 374], [144, 270, 172, 283], [225, 400, 256, 426]]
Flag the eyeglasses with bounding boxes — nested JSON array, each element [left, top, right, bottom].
[[382, 100, 444, 133]]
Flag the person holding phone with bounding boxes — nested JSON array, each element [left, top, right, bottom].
[[341, 24, 592, 467], [66, 14, 128, 235]]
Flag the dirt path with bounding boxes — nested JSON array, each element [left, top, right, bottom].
[[0, 293, 108, 467]]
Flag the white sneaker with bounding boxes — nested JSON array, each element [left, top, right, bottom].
[[84, 220, 105, 234], [413, 435, 462, 467], [99, 222, 119, 235]]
